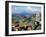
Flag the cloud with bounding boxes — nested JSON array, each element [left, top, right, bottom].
[[26, 6, 41, 14]]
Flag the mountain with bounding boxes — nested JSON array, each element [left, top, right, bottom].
[[12, 12, 34, 16]]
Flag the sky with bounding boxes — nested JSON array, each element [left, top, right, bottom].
[[12, 5, 41, 16]]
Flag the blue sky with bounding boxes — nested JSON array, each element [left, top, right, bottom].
[[12, 5, 41, 16]]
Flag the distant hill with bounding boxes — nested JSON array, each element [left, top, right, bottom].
[[12, 12, 34, 16]]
